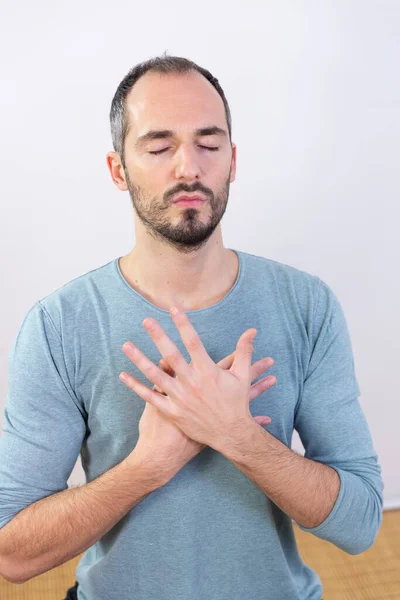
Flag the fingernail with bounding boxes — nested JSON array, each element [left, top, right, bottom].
[[123, 342, 135, 351]]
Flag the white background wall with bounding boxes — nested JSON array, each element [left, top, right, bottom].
[[1, 1, 399, 507]]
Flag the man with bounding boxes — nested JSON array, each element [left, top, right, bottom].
[[0, 54, 383, 600]]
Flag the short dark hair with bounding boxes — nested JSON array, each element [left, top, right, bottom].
[[109, 52, 232, 167]]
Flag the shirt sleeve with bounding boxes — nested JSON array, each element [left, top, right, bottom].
[[293, 278, 384, 555], [0, 301, 87, 529]]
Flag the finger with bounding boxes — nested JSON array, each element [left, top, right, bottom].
[[119, 370, 175, 417], [216, 352, 235, 370], [149, 322, 272, 383], [162, 351, 232, 372], [156, 356, 277, 403], [141, 317, 194, 384], [153, 359, 173, 394], [159, 352, 275, 394], [159, 356, 277, 401], [169, 307, 215, 372], [159, 358, 175, 378], [253, 416, 272, 426], [249, 375, 277, 401], [231, 329, 257, 379], [122, 342, 178, 396], [156, 358, 173, 377], [250, 357, 274, 381], [216, 353, 274, 382]]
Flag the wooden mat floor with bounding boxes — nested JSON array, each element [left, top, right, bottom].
[[1, 508, 399, 599]]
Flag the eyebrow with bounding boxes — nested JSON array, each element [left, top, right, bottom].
[[134, 126, 228, 149]]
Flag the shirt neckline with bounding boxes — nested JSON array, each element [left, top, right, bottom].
[[112, 248, 244, 316]]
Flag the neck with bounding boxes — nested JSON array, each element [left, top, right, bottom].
[[119, 232, 238, 312]]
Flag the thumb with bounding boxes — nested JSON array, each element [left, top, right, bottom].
[[253, 415, 272, 426], [231, 329, 257, 378]]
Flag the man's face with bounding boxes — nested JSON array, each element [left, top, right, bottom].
[[117, 71, 236, 253]]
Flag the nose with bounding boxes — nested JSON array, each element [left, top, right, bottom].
[[174, 145, 202, 180]]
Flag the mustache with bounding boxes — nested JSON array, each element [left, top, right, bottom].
[[165, 185, 211, 202]]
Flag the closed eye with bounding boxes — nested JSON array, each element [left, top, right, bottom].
[[149, 146, 220, 156]]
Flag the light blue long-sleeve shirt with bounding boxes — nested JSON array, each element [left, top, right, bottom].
[[0, 249, 383, 600]]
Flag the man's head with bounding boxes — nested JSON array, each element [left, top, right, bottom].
[[106, 53, 236, 253]]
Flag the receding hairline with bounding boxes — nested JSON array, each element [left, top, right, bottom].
[[123, 69, 230, 146]]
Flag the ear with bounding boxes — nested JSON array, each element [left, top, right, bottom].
[[230, 143, 237, 184]]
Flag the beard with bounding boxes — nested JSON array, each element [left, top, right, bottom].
[[124, 166, 232, 255]]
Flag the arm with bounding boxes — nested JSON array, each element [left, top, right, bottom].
[[218, 278, 383, 555], [0, 453, 163, 584], [217, 421, 340, 530], [0, 302, 164, 584]]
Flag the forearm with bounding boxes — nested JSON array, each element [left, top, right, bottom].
[[217, 420, 340, 529], [0, 454, 163, 584]]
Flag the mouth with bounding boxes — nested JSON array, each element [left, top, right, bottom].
[[172, 194, 206, 207]]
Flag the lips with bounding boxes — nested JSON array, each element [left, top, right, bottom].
[[173, 194, 205, 203]]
